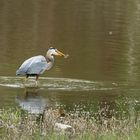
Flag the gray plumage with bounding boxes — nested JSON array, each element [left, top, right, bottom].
[[16, 48, 65, 79], [16, 55, 49, 75]]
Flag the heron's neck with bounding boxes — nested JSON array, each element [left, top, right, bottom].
[[46, 56, 54, 70], [46, 57, 54, 63]]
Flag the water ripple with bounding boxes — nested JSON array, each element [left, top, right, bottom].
[[0, 76, 117, 91]]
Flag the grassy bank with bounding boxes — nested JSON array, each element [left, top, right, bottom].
[[0, 104, 140, 140]]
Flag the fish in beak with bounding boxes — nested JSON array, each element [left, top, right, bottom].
[[56, 50, 69, 58]]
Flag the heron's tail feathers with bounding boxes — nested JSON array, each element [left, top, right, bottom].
[[16, 69, 26, 76], [16, 70, 20, 75]]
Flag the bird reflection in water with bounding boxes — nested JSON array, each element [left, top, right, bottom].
[[16, 88, 48, 115], [16, 87, 66, 130]]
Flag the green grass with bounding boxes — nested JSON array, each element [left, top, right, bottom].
[[0, 106, 140, 140]]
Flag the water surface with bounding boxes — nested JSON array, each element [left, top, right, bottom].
[[0, 0, 140, 115]]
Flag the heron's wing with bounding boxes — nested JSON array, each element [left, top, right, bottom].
[[26, 61, 48, 74], [16, 55, 47, 75]]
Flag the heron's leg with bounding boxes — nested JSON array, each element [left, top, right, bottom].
[[35, 75, 39, 86], [36, 75, 39, 81], [25, 75, 29, 82], [22, 75, 29, 88], [22, 75, 28, 84]]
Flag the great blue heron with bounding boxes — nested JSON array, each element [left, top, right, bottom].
[[16, 47, 68, 84]]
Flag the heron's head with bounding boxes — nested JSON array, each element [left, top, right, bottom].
[[46, 47, 69, 60], [46, 47, 68, 60]]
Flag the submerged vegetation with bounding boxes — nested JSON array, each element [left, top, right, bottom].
[[0, 97, 140, 140]]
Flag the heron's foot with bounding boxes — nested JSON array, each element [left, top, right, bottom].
[[35, 80, 39, 87], [22, 77, 28, 84]]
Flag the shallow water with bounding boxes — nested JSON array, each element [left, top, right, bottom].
[[0, 76, 118, 91], [0, 0, 140, 115], [0, 76, 140, 116]]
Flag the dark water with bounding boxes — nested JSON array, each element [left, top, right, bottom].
[[0, 0, 140, 115]]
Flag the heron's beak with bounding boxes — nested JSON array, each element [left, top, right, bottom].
[[56, 50, 65, 57]]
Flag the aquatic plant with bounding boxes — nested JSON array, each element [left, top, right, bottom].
[[0, 97, 140, 140]]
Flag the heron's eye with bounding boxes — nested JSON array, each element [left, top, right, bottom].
[[49, 47, 56, 50]]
